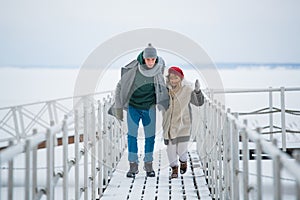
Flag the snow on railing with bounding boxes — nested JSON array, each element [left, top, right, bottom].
[[193, 89, 300, 200], [0, 93, 127, 200]]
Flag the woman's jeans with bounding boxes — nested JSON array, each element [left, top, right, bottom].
[[127, 105, 156, 163]]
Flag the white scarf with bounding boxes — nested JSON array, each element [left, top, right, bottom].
[[138, 63, 162, 77]]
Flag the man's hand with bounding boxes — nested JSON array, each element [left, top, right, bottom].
[[115, 108, 123, 121]]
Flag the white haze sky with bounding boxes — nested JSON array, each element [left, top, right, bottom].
[[0, 0, 300, 67]]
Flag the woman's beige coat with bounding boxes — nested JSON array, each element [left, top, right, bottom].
[[163, 85, 193, 141], [163, 83, 204, 144]]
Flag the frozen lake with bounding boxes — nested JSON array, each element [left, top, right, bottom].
[[1, 66, 299, 130], [0, 66, 300, 107]]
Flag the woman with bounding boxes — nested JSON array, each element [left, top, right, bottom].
[[163, 66, 204, 178]]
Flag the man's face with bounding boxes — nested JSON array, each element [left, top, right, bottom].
[[144, 58, 156, 68]]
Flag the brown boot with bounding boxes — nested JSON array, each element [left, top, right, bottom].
[[179, 160, 187, 174], [170, 166, 178, 179]]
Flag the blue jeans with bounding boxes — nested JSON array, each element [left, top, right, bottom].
[[127, 105, 156, 163]]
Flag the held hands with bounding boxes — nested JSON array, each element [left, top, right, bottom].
[[194, 79, 200, 92], [115, 108, 123, 121]]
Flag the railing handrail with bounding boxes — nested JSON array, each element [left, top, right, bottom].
[[0, 90, 113, 111], [210, 86, 300, 94], [1, 86, 298, 111]]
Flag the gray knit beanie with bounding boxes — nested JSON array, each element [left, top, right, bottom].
[[143, 43, 157, 58]]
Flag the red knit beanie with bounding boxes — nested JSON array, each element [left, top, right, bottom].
[[168, 66, 184, 79]]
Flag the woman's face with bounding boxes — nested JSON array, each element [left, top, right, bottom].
[[169, 73, 182, 88]]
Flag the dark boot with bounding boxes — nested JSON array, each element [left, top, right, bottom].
[[179, 160, 187, 174], [170, 166, 178, 179], [144, 162, 155, 177], [126, 162, 139, 178]]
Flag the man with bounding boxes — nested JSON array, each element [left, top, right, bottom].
[[109, 43, 169, 178]]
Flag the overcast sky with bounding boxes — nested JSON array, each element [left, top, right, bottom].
[[0, 0, 299, 67]]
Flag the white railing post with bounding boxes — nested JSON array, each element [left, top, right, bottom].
[[202, 99, 208, 180], [91, 102, 96, 200], [48, 102, 55, 126], [46, 128, 54, 200], [8, 140, 14, 200], [292, 151, 300, 200], [12, 107, 20, 141], [115, 120, 120, 163], [231, 116, 239, 200], [106, 97, 112, 176], [255, 131, 262, 200], [298, 178, 300, 200], [114, 120, 118, 165], [83, 102, 89, 200], [207, 101, 212, 191], [52, 101, 59, 124], [272, 139, 282, 200], [119, 122, 125, 154], [217, 102, 222, 200], [280, 87, 286, 151], [220, 104, 226, 199], [269, 87, 273, 140], [212, 101, 218, 199], [74, 110, 80, 200], [210, 100, 213, 190], [18, 106, 26, 138], [97, 101, 103, 197], [32, 129, 38, 200], [0, 151, 1, 200], [195, 102, 201, 158], [274, 154, 282, 200], [225, 109, 232, 199], [114, 119, 117, 166], [107, 117, 113, 170], [223, 112, 228, 199], [242, 120, 249, 200], [62, 115, 69, 200], [102, 99, 108, 186], [25, 139, 32, 200]]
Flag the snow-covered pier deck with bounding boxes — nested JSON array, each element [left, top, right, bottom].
[[101, 144, 211, 200]]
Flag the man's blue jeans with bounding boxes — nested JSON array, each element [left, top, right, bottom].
[[127, 105, 156, 163]]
